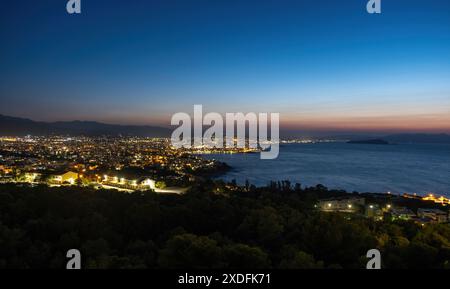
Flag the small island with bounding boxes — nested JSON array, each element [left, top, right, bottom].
[[347, 139, 389, 145]]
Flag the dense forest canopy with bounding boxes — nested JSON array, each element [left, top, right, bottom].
[[0, 183, 449, 269]]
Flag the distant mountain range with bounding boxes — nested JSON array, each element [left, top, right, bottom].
[[1, 114, 450, 143], [0, 115, 171, 137]]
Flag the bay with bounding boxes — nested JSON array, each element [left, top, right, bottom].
[[203, 142, 450, 197]]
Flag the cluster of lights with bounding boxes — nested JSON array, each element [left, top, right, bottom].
[[422, 193, 450, 205]]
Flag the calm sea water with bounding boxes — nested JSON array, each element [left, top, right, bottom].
[[203, 143, 450, 197]]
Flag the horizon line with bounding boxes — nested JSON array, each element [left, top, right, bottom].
[[1, 113, 450, 136]]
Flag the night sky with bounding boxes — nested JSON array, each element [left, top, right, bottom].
[[1, 0, 449, 133]]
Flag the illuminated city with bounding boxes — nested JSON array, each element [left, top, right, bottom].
[[0, 136, 236, 192]]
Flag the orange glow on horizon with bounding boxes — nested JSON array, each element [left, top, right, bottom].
[[280, 113, 450, 133]]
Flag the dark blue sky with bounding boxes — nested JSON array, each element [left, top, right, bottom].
[[1, 0, 449, 133]]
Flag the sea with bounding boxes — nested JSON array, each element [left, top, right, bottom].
[[203, 142, 450, 197]]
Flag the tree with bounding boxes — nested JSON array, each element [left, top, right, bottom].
[[237, 206, 284, 246], [279, 249, 324, 269], [158, 234, 223, 268], [223, 244, 270, 268], [155, 181, 166, 189]]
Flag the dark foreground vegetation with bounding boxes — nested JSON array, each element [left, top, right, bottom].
[[0, 182, 449, 269]]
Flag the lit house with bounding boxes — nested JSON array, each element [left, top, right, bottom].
[[387, 207, 416, 221], [365, 204, 384, 220], [417, 208, 448, 223], [102, 175, 155, 191], [139, 177, 156, 190], [52, 171, 79, 185], [317, 197, 365, 213]]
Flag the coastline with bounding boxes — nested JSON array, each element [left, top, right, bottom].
[[201, 142, 450, 198]]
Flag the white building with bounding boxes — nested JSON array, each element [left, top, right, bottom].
[[417, 208, 448, 223]]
